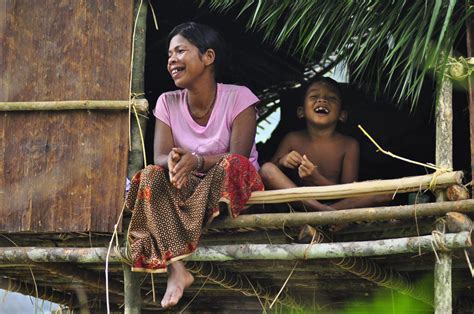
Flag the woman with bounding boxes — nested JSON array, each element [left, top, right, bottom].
[[125, 22, 263, 308]]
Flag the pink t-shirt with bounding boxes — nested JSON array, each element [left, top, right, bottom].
[[154, 83, 260, 170]]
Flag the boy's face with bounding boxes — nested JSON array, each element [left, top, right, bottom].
[[299, 82, 345, 127]]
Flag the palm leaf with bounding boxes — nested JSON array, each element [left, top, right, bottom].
[[205, 0, 472, 110]]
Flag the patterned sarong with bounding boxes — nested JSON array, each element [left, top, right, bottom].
[[125, 154, 264, 273]]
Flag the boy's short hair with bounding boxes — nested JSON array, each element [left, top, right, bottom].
[[300, 76, 344, 109]]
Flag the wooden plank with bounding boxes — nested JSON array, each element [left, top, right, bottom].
[[0, 111, 128, 232], [1, 0, 132, 101], [0, 1, 133, 232]]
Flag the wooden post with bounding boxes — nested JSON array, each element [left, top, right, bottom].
[[123, 265, 142, 314], [467, 15, 474, 197], [434, 68, 454, 313], [128, 0, 149, 178], [124, 1, 148, 313]]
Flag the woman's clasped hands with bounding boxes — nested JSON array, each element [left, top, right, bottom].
[[167, 147, 200, 189]]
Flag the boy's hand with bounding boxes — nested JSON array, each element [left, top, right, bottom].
[[298, 155, 318, 180], [279, 151, 303, 169]]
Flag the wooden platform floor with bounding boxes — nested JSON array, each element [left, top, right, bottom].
[[0, 214, 473, 313]]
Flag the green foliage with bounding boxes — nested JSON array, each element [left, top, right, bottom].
[[340, 286, 433, 314], [204, 0, 472, 109]]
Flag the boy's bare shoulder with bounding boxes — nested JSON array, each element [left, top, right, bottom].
[[284, 130, 307, 139], [336, 133, 359, 148]]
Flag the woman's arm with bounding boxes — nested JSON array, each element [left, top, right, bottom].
[[193, 105, 258, 172], [229, 106, 256, 157], [153, 118, 175, 169], [168, 106, 258, 188]]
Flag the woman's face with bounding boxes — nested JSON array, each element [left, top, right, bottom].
[[167, 34, 207, 88]]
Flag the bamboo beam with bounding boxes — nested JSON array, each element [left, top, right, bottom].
[[210, 199, 474, 230], [0, 232, 469, 263], [0, 99, 149, 112], [188, 232, 470, 261], [246, 171, 463, 204]]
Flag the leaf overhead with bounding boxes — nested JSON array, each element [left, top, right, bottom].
[[205, 0, 472, 109]]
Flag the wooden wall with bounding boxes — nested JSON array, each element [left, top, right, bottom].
[[0, 1, 133, 232]]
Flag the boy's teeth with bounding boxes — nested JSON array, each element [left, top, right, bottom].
[[315, 106, 329, 113]]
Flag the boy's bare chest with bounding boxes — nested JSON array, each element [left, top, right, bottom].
[[295, 141, 345, 177]]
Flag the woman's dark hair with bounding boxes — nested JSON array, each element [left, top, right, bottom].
[[168, 22, 226, 81]]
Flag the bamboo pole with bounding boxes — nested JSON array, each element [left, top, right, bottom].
[[124, 1, 149, 313], [246, 171, 463, 204], [0, 99, 149, 112], [124, 265, 142, 314], [0, 232, 469, 263], [434, 56, 454, 313], [188, 232, 470, 261], [467, 14, 474, 197], [128, 0, 149, 178], [210, 199, 474, 230]]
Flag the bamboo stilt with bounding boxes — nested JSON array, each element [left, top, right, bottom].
[[246, 172, 463, 204], [210, 199, 474, 230], [0, 233, 468, 263], [124, 264, 142, 314], [434, 58, 454, 314], [0, 99, 149, 112], [467, 14, 474, 197], [124, 1, 148, 312]]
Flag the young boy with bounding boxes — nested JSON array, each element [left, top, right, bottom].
[[260, 77, 389, 211]]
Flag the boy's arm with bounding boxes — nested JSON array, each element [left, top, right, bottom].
[[339, 138, 360, 184], [298, 155, 338, 186], [270, 133, 303, 169]]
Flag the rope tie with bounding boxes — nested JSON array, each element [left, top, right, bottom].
[[431, 217, 450, 264]]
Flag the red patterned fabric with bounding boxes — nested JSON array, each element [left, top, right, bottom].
[[125, 154, 263, 273]]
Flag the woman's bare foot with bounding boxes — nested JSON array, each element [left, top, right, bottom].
[[161, 260, 194, 309]]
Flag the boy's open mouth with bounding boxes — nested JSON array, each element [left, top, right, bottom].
[[314, 106, 330, 114]]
